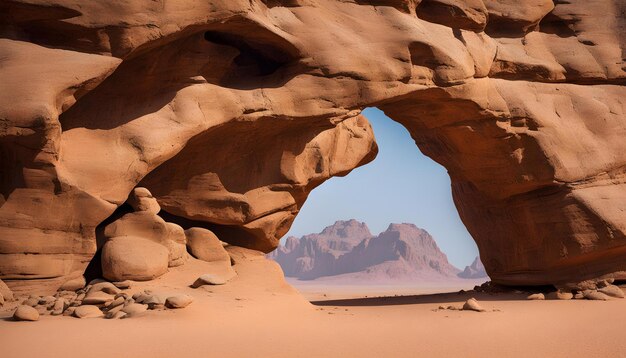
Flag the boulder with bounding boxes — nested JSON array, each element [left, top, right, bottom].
[[101, 236, 169, 281], [186, 228, 231, 263], [13, 305, 39, 321]]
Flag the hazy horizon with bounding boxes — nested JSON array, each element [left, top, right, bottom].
[[282, 108, 479, 268]]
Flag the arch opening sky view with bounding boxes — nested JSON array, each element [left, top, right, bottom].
[[282, 107, 478, 268]]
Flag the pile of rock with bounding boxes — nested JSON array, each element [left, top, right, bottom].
[[12, 279, 193, 321], [100, 187, 234, 283]]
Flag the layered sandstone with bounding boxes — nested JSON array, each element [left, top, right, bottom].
[[0, 0, 624, 290]]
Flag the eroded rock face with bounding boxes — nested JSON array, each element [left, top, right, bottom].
[[0, 0, 624, 290]]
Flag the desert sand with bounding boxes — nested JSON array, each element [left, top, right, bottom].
[[2, 253, 625, 358]]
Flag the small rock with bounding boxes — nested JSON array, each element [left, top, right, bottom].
[[438, 305, 446, 310], [75, 293, 86, 302], [53, 298, 67, 312], [89, 282, 121, 295], [114, 292, 129, 300], [462, 298, 485, 312], [105, 310, 127, 319], [121, 303, 148, 318], [82, 291, 115, 305], [63, 306, 76, 316], [112, 280, 132, 289], [34, 305, 48, 315], [574, 292, 584, 299], [165, 295, 193, 309], [192, 271, 236, 287], [13, 305, 39, 321], [598, 285, 624, 298], [583, 290, 611, 301], [59, 276, 86, 291], [134, 293, 152, 304], [105, 296, 125, 310], [527, 293, 545, 300], [73, 305, 104, 318], [23, 297, 39, 307], [39, 296, 56, 305]]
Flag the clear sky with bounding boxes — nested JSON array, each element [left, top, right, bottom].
[[283, 107, 478, 269]]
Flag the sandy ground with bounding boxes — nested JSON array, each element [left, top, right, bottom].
[[2, 252, 626, 358]]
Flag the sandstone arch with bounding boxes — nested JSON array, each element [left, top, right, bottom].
[[0, 0, 624, 292]]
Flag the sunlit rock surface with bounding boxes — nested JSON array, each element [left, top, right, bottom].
[[0, 0, 625, 290]]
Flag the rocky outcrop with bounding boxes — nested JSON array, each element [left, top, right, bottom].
[[0, 0, 625, 290], [269, 220, 460, 281], [458, 256, 488, 279]]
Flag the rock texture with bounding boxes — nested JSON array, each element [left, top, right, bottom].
[[269, 220, 460, 281], [0, 0, 625, 290], [458, 256, 488, 279]]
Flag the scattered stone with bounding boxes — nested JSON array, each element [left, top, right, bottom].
[[112, 280, 132, 289], [23, 297, 39, 307], [39, 296, 56, 305], [73, 305, 104, 318], [89, 282, 121, 295], [75, 293, 86, 302], [83, 291, 115, 305], [114, 292, 129, 300], [121, 303, 148, 318], [106, 304, 124, 315], [192, 270, 236, 287], [63, 307, 76, 316], [166, 295, 193, 309], [527, 293, 545, 300], [0, 293, 4, 306], [598, 285, 625, 298], [34, 305, 48, 315], [105, 296, 125, 309], [0, 279, 14, 301], [133, 293, 152, 304], [105, 311, 127, 319], [583, 290, 611, 301], [546, 290, 574, 300], [462, 298, 486, 312], [574, 291, 584, 299], [13, 305, 39, 321], [59, 276, 86, 291]]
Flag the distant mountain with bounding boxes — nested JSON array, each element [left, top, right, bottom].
[[458, 256, 488, 279], [268, 220, 462, 282]]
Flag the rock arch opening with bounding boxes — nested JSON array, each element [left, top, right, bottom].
[[268, 108, 488, 298]]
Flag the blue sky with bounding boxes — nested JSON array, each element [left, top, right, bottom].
[[283, 107, 478, 268]]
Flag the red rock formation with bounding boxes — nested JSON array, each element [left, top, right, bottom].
[[458, 256, 488, 279], [0, 0, 625, 290], [270, 221, 461, 281]]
